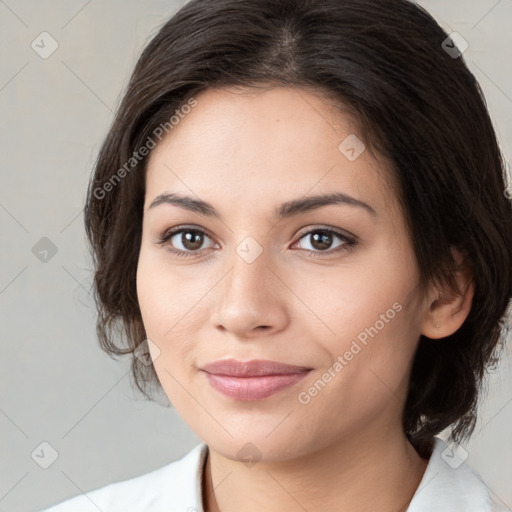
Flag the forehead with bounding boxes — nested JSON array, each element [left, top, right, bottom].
[[144, 86, 396, 218]]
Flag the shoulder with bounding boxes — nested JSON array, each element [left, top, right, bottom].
[[408, 437, 506, 512], [39, 442, 208, 512]]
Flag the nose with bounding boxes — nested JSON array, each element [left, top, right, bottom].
[[209, 244, 289, 339]]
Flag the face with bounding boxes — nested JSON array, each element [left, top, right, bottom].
[[136, 85, 428, 462]]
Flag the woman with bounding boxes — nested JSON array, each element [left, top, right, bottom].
[[42, 0, 512, 510]]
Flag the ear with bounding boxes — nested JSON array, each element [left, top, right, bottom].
[[421, 247, 475, 340]]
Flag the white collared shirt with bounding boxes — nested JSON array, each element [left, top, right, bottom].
[[41, 437, 507, 511]]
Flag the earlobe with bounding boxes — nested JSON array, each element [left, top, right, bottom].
[[421, 248, 475, 340]]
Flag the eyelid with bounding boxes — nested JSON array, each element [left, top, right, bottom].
[[293, 224, 357, 243]]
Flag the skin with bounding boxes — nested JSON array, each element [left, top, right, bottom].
[[136, 85, 474, 512]]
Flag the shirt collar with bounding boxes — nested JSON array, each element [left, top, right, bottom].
[[189, 438, 500, 511], [407, 437, 500, 511]]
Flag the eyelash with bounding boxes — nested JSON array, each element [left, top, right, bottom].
[[155, 225, 358, 259]]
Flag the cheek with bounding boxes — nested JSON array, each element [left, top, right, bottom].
[[290, 240, 420, 354], [291, 245, 421, 408], [136, 245, 202, 338], [293, 291, 420, 447], [136, 257, 188, 408], [136, 247, 212, 396]]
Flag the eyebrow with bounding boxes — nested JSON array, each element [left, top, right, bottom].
[[147, 192, 377, 220]]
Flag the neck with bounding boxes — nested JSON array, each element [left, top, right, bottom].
[[202, 427, 428, 512]]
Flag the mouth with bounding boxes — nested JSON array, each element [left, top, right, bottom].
[[199, 359, 312, 401]]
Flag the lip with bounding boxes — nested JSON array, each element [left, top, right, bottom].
[[200, 359, 312, 377], [200, 359, 312, 401]]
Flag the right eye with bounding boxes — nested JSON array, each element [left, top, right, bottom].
[[155, 226, 217, 258]]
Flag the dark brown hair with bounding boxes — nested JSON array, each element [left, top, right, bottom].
[[84, 0, 512, 458]]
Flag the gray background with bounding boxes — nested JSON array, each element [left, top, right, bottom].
[[0, 1, 511, 511]]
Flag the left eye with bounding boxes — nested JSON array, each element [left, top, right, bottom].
[[293, 228, 355, 255]]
